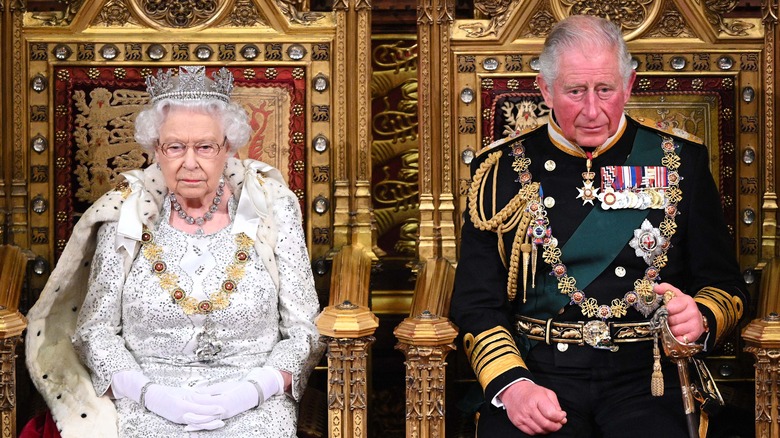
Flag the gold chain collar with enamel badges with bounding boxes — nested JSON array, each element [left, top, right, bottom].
[[140, 227, 254, 315], [512, 135, 682, 320]]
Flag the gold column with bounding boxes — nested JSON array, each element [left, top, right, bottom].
[[743, 315, 780, 438], [747, 5, 780, 434], [743, 258, 780, 437], [416, 0, 456, 262], [0, 245, 30, 438], [393, 258, 458, 438], [0, 1, 26, 246], [762, 0, 779, 261], [316, 245, 378, 438], [331, 0, 376, 256]]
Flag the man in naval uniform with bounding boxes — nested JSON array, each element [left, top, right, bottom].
[[450, 15, 747, 437]]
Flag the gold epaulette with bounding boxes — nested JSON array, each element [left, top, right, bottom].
[[464, 326, 527, 390], [694, 287, 744, 342], [475, 125, 539, 159], [634, 116, 704, 144]]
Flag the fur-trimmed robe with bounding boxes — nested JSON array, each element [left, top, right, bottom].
[[25, 158, 322, 438]]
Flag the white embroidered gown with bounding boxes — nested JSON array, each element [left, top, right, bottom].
[[72, 196, 322, 437]]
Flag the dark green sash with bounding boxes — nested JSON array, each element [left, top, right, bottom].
[[531, 128, 667, 315], [562, 128, 664, 288]]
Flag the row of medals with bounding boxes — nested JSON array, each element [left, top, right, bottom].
[[574, 168, 667, 209]]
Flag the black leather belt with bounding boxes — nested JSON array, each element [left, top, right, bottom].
[[516, 315, 654, 352]]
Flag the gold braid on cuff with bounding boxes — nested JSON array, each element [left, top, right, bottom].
[[464, 326, 526, 390], [694, 287, 743, 341]]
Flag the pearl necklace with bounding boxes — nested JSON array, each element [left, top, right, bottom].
[[511, 135, 682, 320], [170, 179, 225, 236]]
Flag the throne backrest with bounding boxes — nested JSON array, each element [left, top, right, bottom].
[[14, 1, 338, 274]]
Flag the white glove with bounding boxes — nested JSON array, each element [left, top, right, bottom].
[[144, 384, 226, 429], [112, 370, 226, 429], [111, 370, 149, 403], [192, 367, 284, 422], [245, 366, 285, 402]]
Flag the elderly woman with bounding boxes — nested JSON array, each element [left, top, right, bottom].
[[25, 66, 323, 437]]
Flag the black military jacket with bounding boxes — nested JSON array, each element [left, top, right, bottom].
[[450, 116, 747, 403]]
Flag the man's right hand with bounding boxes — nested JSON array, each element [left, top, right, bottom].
[[500, 380, 567, 435]]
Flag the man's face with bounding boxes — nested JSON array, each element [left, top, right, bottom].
[[538, 46, 636, 147]]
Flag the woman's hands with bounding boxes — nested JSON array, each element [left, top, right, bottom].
[[185, 380, 260, 430], [111, 370, 225, 430], [184, 366, 286, 430], [111, 367, 287, 431], [143, 384, 225, 430]]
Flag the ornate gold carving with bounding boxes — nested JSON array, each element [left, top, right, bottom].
[[704, 0, 755, 36], [331, 5, 348, 248], [417, 1, 432, 25], [93, 0, 136, 27], [12, 10, 23, 181], [0, 337, 21, 409], [459, 0, 515, 37], [227, 0, 266, 27], [139, 0, 218, 28], [764, 3, 776, 194], [323, 337, 374, 438], [72, 88, 150, 202], [318, 243, 376, 435], [31, 0, 85, 26], [313, 227, 330, 244], [332, 0, 348, 11], [744, 310, 780, 436], [457, 55, 476, 72], [29, 43, 47, 61], [312, 104, 330, 122], [524, 6, 556, 38], [646, 4, 694, 38], [29, 105, 46, 122], [760, 1, 777, 260], [77, 43, 95, 61], [547, 0, 662, 40], [438, 1, 457, 260], [357, 8, 370, 182], [396, 343, 454, 438], [395, 258, 457, 437], [276, 0, 324, 25]]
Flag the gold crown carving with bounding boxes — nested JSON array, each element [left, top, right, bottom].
[[146, 65, 234, 104]]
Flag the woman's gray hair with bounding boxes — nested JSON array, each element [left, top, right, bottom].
[[538, 15, 633, 90], [134, 98, 252, 153]]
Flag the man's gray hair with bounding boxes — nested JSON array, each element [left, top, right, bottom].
[[538, 15, 633, 89]]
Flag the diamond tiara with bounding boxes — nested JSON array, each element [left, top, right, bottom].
[[146, 65, 234, 104]]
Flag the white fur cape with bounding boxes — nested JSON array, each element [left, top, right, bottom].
[[25, 158, 289, 437]]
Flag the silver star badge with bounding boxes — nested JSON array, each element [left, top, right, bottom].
[[629, 219, 667, 265]]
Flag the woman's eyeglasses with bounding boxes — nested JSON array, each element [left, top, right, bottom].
[[157, 137, 226, 159]]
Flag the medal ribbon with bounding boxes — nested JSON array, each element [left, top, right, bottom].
[[557, 128, 665, 291]]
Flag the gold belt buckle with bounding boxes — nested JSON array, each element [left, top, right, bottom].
[[582, 320, 619, 352]]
